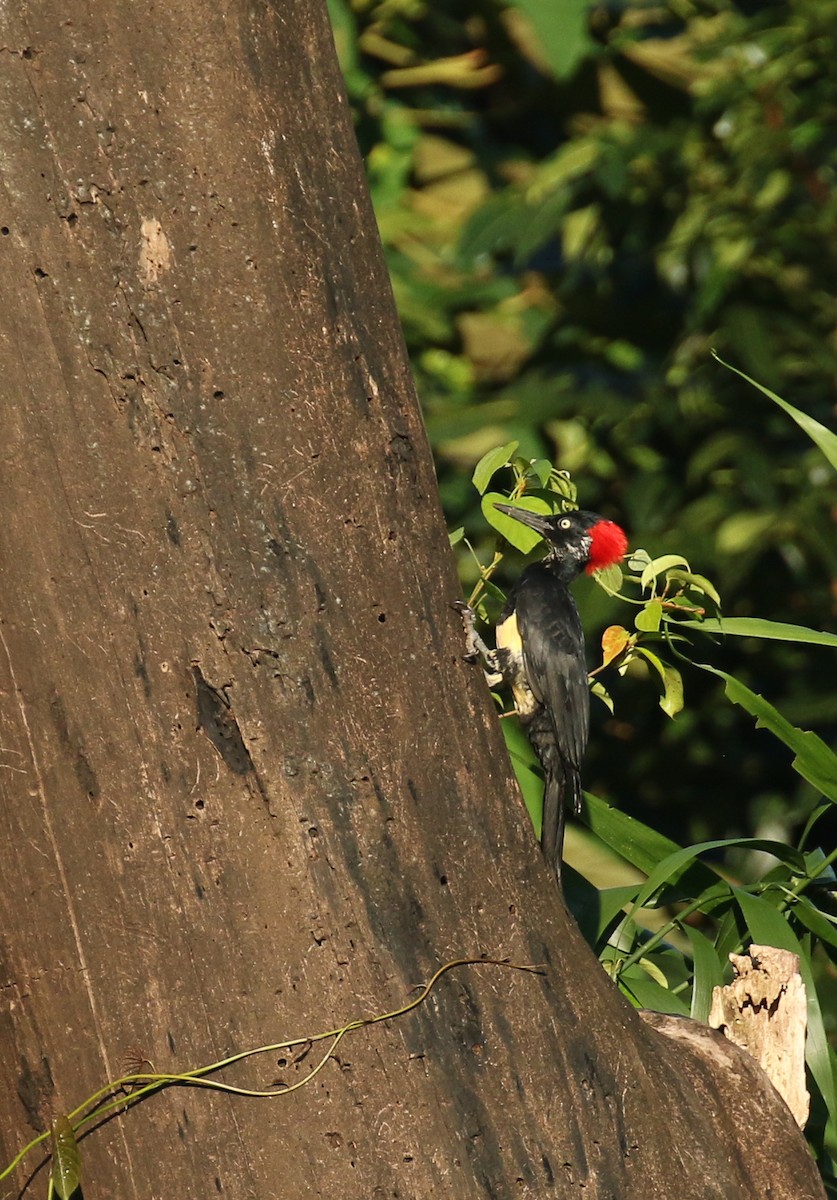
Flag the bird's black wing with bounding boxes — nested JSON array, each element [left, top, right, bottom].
[[513, 567, 590, 877]]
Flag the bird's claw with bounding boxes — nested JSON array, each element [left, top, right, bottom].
[[452, 600, 485, 662]]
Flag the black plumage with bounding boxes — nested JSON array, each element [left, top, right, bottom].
[[491, 506, 627, 886]]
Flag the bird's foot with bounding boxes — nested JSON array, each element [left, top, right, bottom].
[[453, 601, 504, 686], [453, 600, 486, 661]]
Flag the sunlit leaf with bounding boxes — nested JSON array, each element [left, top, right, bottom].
[[472, 442, 520, 494], [626, 549, 652, 574], [590, 679, 615, 713], [50, 1117, 81, 1200], [502, 717, 543, 835], [594, 562, 623, 593], [698, 665, 837, 802], [481, 492, 550, 554], [684, 925, 725, 1022], [792, 896, 837, 953], [601, 624, 631, 667], [682, 617, 837, 649], [506, 0, 594, 79], [713, 352, 837, 472], [527, 458, 553, 488], [665, 570, 722, 607], [630, 837, 804, 913], [635, 647, 684, 717], [618, 968, 690, 1015], [640, 554, 689, 591], [581, 794, 720, 896], [448, 526, 465, 546], [635, 600, 663, 633], [637, 956, 670, 989]]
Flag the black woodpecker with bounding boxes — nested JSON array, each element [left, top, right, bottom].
[[483, 505, 627, 886]]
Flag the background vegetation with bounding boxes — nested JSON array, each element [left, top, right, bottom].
[[328, 0, 837, 1178], [329, 0, 837, 851]]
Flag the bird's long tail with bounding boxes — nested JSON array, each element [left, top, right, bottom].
[[541, 771, 566, 885], [541, 765, 582, 887]]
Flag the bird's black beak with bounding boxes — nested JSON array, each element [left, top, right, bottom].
[[495, 503, 554, 537]]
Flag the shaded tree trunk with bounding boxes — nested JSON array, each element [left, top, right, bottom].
[[0, 2, 823, 1197]]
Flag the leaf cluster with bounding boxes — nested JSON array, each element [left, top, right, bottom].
[[459, 371, 837, 1181], [329, 0, 837, 879]]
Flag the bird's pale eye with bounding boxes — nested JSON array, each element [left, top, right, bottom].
[[559, 517, 572, 530]]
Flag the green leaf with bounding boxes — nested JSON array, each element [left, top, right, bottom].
[[594, 884, 645, 941], [505, 0, 595, 80], [635, 647, 684, 717], [665, 570, 722, 607], [482, 492, 551, 554], [448, 526, 465, 547], [732, 887, 837, 1133], [630, 837, 804, 914], [502, 718, 543, 836], [698, 665, 837, 802], [594, 562, 623, 594], [635, 600, 663, 633], [590, 679, 615, 713], [792, 896, 837, 953], [618, 967, 691, 1015], [637, 956, 670, 989], [582, 793, 719, 893], [713, 352, 837, 473], [567, 875, 642, 950], [626, 548, 652, 574], [684, 925, 725, 1023], [526, 458, 553, 488], [50, 1116, 81, 1200], [682, 617, 837, 649], [640, 554, 689, 591], [799, 802, 832, 849], [472, 442, 520, 494]]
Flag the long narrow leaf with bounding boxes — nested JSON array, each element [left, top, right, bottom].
[[582, 792, 716, 890], [680, 616, 837, 649], [684, 925, 726, 1022], [618, 969, 690, 1015], [631, 837, 804, 913], [697, 665, 837, 802], [713, 353, 837, 472], [792, 896, 837, 953]]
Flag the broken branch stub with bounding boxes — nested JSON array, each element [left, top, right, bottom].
[[708, 944, 808, 1127]]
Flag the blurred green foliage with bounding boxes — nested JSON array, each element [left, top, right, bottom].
[[330, 0, 837, 854]]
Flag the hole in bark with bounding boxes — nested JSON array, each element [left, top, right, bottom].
[[0, 227, 8, 236], [439, 875, 448, 886], [34, 267, 48, 278], [66, 212, 78, 226], [213, 389, 224, 399], [377, 613, 386, 623], [194, 798, 205, 810]]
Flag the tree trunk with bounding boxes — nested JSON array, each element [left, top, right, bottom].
[[0, 2, 824, 1197]]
